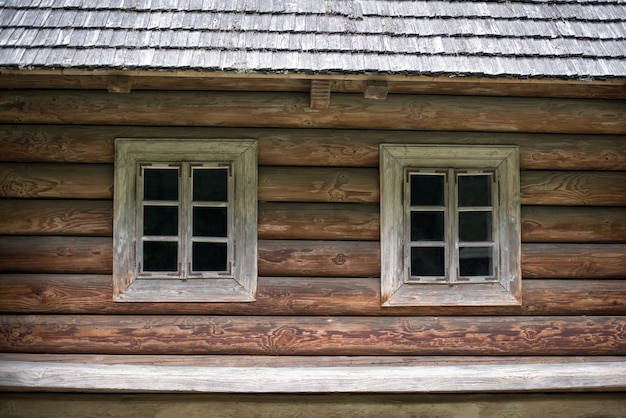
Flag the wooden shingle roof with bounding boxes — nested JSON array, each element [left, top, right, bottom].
[[1, 0, 625, 79]]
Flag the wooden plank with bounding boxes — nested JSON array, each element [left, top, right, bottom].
[[521, 171, 626, 206], [1, 275, 624, 316], [0, 315, 624, 355], [3, 125, 625, 171], [258, 240, 380, 277], [1, 392, 625, 418], [522, 244, 626, 279], [0, 90, 624, 134], [2, 237, 625, 279], [0, 237, 112, 274], [1, 355, 625, 393], [309, 80, 331, 109], [0, 163, 112, 199], [363, 80, 388, 99], [259, 202, 379, 240], [0, 200, 112, 236], [522, 206, 626, 242]]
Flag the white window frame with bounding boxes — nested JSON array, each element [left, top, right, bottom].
[[113, 138, 257, 302], [380, 144, 521, 307]]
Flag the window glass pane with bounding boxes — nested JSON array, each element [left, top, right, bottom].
[[193, 207, 227, 237], [193, 242, 228, 272], [143, 241, 178, 272], [458, 174, 491, 207], [459, 247, 492, 276], [411, 211, 444, 241], [144, 206, 178, 236], [194, 168, 228, 202], [144, 168, 179, 201], [410, 174, 444, 206], [410, 247, 445, 276], [459, 211, 492, 242]]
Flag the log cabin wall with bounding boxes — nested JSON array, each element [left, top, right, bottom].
[[0, 75, 625, 358]]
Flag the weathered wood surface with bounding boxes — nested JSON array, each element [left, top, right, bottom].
[[0, 200, 112, 236], [2, 392, 626, 418], [0, 275, 624, 316], [3, 124, 625, 170], [0, 314, 624, 355], [521, 206, 626, 242], [520, 171, 626, 206], [2, 73, 625, 98], [2, 237, 625, 279], [1, 90, 624, 134], [3, 200, 624, 243], [0, 163, 112, 199], [1, 354, 625, 393]]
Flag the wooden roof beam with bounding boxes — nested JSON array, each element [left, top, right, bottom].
[[310, 79, 331, 109], [107, 75, 132, 93]]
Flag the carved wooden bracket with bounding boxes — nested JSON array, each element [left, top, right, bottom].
[[310, 80, 331, 109], [107, 75, 132, 93]]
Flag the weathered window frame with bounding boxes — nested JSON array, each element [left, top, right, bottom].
[[380, 144, 521, 307], [114, 138, 257, 302]]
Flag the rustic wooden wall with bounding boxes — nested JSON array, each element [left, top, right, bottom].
[[0, 77, 625, 357]]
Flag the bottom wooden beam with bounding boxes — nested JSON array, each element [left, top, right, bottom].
[[1, 354, 625, 393]]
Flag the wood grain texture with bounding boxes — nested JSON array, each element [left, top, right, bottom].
[[0, 200, 112, 236], [2, 237, 625, 279], [520, 171, 626, 206], [521, 206, 626, 242], [2, 125, 625, 170], [0, 314, 624, 355], [2, 392, 626, 417], [0, 275, 624, 316], [522, 243, 626, 279], [1, 90, 624, 134], [0, 163, 112, 199], [1, 355, 625, 393]]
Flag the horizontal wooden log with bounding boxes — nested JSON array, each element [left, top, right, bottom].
[[2, 124, 625, 170], [1, 354, 625, 393], [521, 206, 626, 243], [2, 392, 626, 417], [1, 90, 624, 134], [0, 314, 624, 355], [3, 200, 624, 244], [522, 244, 626, 279], [0, 163, 112, 199], [0, 275, 624, 316], [0, 237, 111, 274], [258, 203, 379, 240], [0, 200, 112, 236], [3, 163, 622, 206], [520, 171, 626, 206], [2, 237, 625, 279]]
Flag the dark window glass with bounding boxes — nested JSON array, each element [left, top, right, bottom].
[[459, 247, 492, 276], [410, 247, 445, 276], [410, 174, 444, 206], [144, 206, 178, 236], [411, 211, 444, 241], [459, 211, 492, 242], [458, 175, 491, 207], [144, 168, 179, 201], [194, 168, 228, 202], [193, 242, 228, 272], [193, 207, 227, 237], [143, 241, 178, 272]]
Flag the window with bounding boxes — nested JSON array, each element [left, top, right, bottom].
[[113, 139, 257, 302], [380, 144, 521, 306]]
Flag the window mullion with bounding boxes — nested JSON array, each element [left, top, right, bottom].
[[179, 162, 191, 277], [448, 168, 458, 283]]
